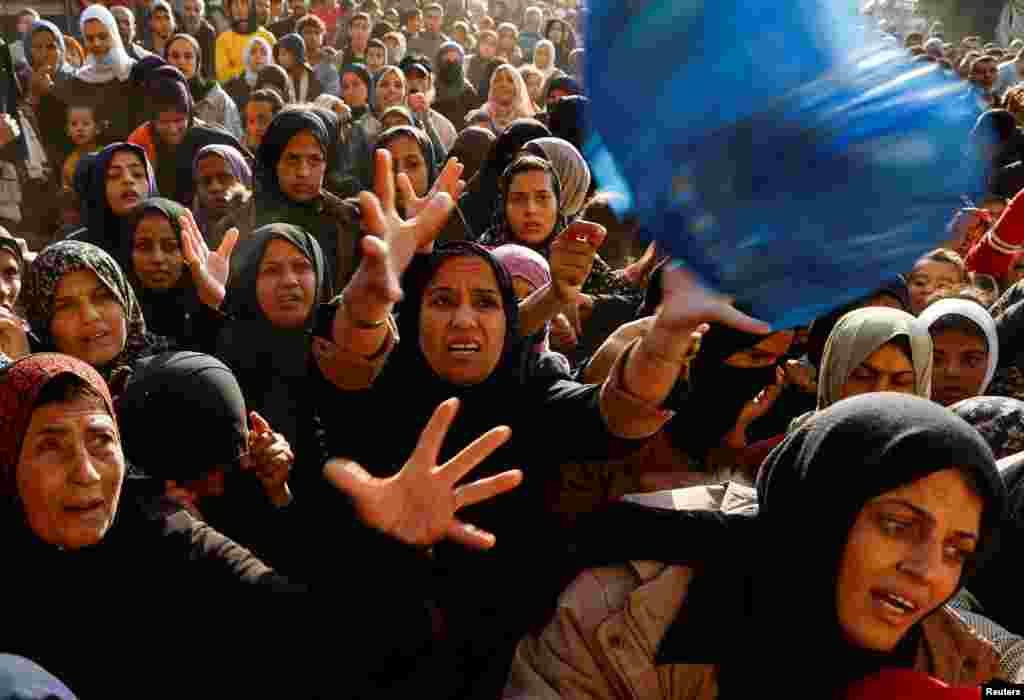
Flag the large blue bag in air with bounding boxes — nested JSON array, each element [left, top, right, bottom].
[[584, 0, 983, 329]]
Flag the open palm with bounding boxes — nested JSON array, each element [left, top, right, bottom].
[[179, 211, 238, 310]]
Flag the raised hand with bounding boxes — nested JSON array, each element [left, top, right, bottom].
[[324, 398, 523, 550], [0, 306, 30, 361], [396, 156, 466, 225], [550, 221, 606, 334], [653, 264, 770, 342], [179, 212, 238, 310], [240, 411, 293, 507]]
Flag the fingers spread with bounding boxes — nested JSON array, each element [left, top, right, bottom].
[[446, 520, 497, 550], [439, 425, 512, 486], [453, 469, 523, 510], [373, 149, 396, 213], [358, 191, 389, 238], [412, 398, 461, 468]]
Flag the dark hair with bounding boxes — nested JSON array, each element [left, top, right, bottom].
[[296, 13, 325, 33], [368, 38, 387, 53], [371, 20, 394, 39], [928, 313, 989, 351], [501, 154, 560, 199], [917, 248, 969, 282], [34, 373, 109, 412], [256, 64, 296, 103], [248, 87, 286, 113]]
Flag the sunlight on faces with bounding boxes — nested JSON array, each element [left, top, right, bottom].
[[420, 256, 507, 386], [341, 72, 368, 108], [83, 19, 113, 59], [196, 153, 244, 215], [376, 70, 406, 111], [506, 169, 558, 246], [249, 40, 270, 69], [491, 66, 517, 103], [276, 131, 326, 202], [30, 30, 61, 74], [839, 342, 917, 401], [151, 8, 174, 40], [723, 331, 794, 368], [255, 238, 317, 328], [50, 270, 128, 368], [17, 397, 125, 550], [67, 106, 98, 147], [167, 37, 198, 79], [908, 260, 962, 314], [245, 99, 275, 147], [523, 71, 543, 102], [277, 46, 297, 70], [132, 213, 184, 291], [0, 249, 21, 311], [105, 150, 149, 217], [931, 328, 989, 407], [289, 0, 306, 15], [836, 470, 982, 652], [155, 111, 189, 147], [366, 45, 386, 73]]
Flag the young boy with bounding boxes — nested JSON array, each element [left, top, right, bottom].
[[63, 103, 101, 190]]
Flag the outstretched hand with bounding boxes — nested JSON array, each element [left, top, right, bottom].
[[654, 264, 771, 340], [180, 211, 238, 310], [324, 398, 523, 550]]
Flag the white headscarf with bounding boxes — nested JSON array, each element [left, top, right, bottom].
[[525, 137, 591, 217], [532, 39, 558, 81], [384, 32, 407, 65], [919, 298, 999, 394], [483, 64, 536, 132], [76, 5, 136, 84], [244, 36, 273, 86]]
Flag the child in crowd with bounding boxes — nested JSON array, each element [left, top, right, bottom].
[[62, 103, 101, 190]]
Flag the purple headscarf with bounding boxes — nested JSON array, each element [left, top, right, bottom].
[[491, 243, 564, 360], [191, 144, 253, 235]]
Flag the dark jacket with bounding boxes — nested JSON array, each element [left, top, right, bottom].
[[187, 18, 219, 81], [433, 78, 482, 129]]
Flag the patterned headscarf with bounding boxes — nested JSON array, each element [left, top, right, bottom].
[[23, 241, 166, 383], [524, 137, 591, 217], [0, 353, 114, 500], [952, 396, 1024, 460]]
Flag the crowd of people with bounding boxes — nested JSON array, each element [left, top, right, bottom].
[[7, 0, 1024, 698]]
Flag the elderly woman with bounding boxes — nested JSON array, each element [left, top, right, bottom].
[[0, 352, 522, 697], [310, 147, 770, 696], [0, 233, 26, 365], [507, 393, 1010, 698], [192, 144, 253, 239]]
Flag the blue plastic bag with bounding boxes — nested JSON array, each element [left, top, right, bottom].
[[584, 0, 983, 329]]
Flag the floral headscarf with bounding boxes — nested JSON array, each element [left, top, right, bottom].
[[23, 241, 167, 383], [952, 396, 1024, 460]]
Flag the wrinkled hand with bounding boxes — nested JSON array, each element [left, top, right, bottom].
[[346, 150, 456, 321], [0, 307, 30, 361], [240, 411, 293, 507], [180, 212, 238, 310], [324, 398, 523, 549]]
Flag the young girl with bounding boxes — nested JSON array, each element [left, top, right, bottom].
[[62, 102, 101, 189]]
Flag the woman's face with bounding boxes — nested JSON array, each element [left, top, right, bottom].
[[245, 100, 275, 148], [835, 469, 982, 652], [523, 72, 543, 102], [196, 154, 244, 215], [547, 22, 563, 44], [255, 238, 317, 328], [276, 130, 326, 203], [492, 68, 517, 102], [231, 0, 250, 21], [82, 19, 113, 60], [341, 72, 369, 108], [30, 30, 60, 74], [386, 134, 429, 200], [506, 169, 558, 246], [908, 260, 962, 315], [376, 70, 406, 111], [419, 255, 507, 386], [0, 249, 21, 311], [380, 111, 413, 130], [249, 41, 269, 70], [132, 213, 184, 291], [384, 36, 400, 55], [167, 37, 198, 79], [479, 36, 497, 59], [840, 341, 917, 401], [931, 327, 989, 407], [534, 44, 552, 68], [17, 394, 125, 550], [50, 269, 128, 368], [723, 330, 795, 367], [105, 151, 150, 217]]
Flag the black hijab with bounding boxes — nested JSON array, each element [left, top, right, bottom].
[[215, 223, 327, 447], [545, 94, 588, 153], [660, 393, 1006, 699], [664, 319, 787, 458], [255, 64, 295, 103], [255, 109, 339, 290], [71, 142, 158, 268], [375, 125, 439, 192], [124, 197, 203, 345], [459, 118, 551, 238], [116, 351, 248, 483]]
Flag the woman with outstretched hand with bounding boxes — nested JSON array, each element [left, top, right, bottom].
[[309, 148, 770, 699]]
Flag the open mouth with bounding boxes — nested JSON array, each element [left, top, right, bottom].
[[872, 589, 919, 617], [122, 191, 141, 207], [448, 342, 481, 356]]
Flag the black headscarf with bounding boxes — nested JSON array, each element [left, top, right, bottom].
[[255, 64, 296, 103], [116, 351, 248, 483], [479, 155, 565, 252], [255, 109, 339, 290], [663, 318, 788, 458], [540, 74, 581, 106], [215, 223, 327, 448], [376, 125, 439, 190], [660, 393, 1006, 699], [124, 197, 204, 345], [71, 143, 158, 267], [340, 63, 374, 120], [545, 94, 588, 154], [447, 125, 495, 182], [459, 118, 551, 238]]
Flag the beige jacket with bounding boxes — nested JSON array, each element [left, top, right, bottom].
[[504, 561, 1003, 700]]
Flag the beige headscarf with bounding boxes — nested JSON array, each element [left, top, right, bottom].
[[817, 307, 934, 410]]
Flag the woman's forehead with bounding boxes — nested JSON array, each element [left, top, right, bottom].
[[261, 237, 307, 263], [429, 256, 500, 288]]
